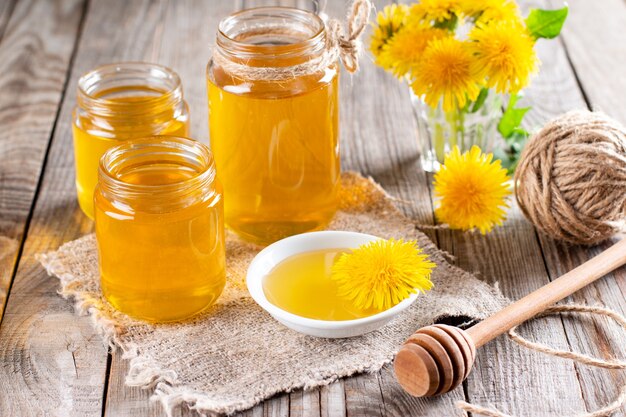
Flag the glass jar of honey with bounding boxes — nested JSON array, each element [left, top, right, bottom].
[[94, 136, 225, 322], [73, 62, 190, 219], [207, 7, 340, 246]]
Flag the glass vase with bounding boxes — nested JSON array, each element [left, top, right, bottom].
[[411, 89, 503, 172]]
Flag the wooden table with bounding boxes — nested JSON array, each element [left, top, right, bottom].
[[1, 0, 625, 416]]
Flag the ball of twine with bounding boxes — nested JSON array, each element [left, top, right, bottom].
[[514, 110, 626, 245]]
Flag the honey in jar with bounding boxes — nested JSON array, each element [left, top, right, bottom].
[[207, 7, 340, 245], [73, 63, 190, 219], [94, 136, 225, 322]]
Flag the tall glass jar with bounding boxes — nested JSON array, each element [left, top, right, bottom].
[[207, 7, 340, 246], [94, 136, 225, 322], [73, 62, 190, 219], [411, 90, 503, 172]]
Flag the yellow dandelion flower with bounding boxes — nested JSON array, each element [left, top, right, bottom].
[[369, 3, 409, 62], [331, 239, 436, 311], [410, 0, 460, 24], [461, 0, 521, 23], [434, 146, 511, 234], [411, 37, 482, 111], [378, 26, 448, 78], [469, 21, 539, 93]]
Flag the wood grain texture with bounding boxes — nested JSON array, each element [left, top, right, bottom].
[[0, 0, 16, 42], [0, 0, 625, 416], [434, 209, 587, 415], [467, 239, 626, 347], [105, 353, 184, 417], [320, 382, 346, 417], [450, 3, 615, 415], [0, 0, 175, 416], [557, 0, 626, 125], [516, 1, 586, 130], [537, 238, 626, 415], [0, 0, 85, 321], [519, 1, 626, 414]]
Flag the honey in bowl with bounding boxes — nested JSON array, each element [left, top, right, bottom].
[[262, 248, 383, 321]]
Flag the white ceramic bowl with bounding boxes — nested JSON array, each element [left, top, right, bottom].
[[246, 231, 419, 338]]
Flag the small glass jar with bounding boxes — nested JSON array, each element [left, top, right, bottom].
[[94, 136, 225, 322], [207, 7, 340, 246], [73, 62, 190, 219]]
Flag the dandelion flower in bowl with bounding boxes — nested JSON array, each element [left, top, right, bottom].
[[331, 239, 436, 311]]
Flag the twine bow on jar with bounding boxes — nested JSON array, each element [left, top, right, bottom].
[[325, 0, 372, 73], [211, 0, 372, 81]]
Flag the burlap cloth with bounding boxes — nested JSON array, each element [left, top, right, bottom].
[[39, 172, 507, 416]]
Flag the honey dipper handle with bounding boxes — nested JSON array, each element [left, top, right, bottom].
[[467, 238, 626, 348]]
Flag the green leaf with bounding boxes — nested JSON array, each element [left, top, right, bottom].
[[492, 148, 515, 171], [498, 94, 530, 138], [470, 88, 489, 113], [494, 130, 530, 174], [433, 13, 458, 31], [525, 7, 568, 39], [495, 95, 532, 173]]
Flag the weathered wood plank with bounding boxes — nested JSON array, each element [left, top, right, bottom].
[[537, 238, 626, 415], [290, 389, 321, 417], [0, 0, 86, 321], [104, 353, 183, 417], [516, 6, 586, 128], [1, 1, 623, 417], [519, 0, 626, 414], [439, 212, 587, 415], [0, 0, 16, 42], [320, 381, 346, 417], [557, 0, 626, 125], [0, 0, 175, 416], [0, 294, 108, 416]]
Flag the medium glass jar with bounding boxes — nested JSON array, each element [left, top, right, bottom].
[[94, 136, 225, 322], [207, 7, 340, 246], [73, 62, 190, 219]]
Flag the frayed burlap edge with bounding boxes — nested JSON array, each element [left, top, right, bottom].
[[38, 172, 509, 416], [39, 245, 502, 417]]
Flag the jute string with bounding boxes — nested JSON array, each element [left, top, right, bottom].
[[457, 304, 626, 417], [211, 0, 372, 81], [514, 111, 626, 246]]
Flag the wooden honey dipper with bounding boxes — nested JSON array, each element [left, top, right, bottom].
[[394, 238, 626, 397]]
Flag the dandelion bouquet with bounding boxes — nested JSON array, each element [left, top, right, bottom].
[[370, 0, 567, 172]]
